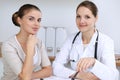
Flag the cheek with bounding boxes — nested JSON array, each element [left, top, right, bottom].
[[22, 26, 28, 32], [76, 19, 79, 25], [21, 20, 29, 26], [39, 23, 41, 26], [88, 20, 96, 26], [38, 24, 41, 29], [21, 23, 30, 30]]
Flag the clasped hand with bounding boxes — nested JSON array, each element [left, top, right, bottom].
[[77, 57, 95, 72], [70, 57, 100, 80]]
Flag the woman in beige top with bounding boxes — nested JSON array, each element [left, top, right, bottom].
[[1, 4, 52, 80]]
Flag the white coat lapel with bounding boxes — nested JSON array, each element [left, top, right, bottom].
[[74, 31, 98, 58], [83, 31, 98, 58], [74, 33, 84, 57]]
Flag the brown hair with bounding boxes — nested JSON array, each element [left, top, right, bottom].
[[12, 4, 41, 27], [76, 0, 98, 17]]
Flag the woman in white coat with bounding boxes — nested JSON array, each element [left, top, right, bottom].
[[53, 1, 119, 80]]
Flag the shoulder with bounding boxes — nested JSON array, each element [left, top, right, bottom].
[[66, 32, 80, 41], [2, 35, 17, 48], [99, 32, 113, 43], [1, 36, 18, 56], [61, 32, 79, 46]]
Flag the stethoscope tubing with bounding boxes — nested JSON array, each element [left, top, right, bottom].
[[70, 30, 99, 62]]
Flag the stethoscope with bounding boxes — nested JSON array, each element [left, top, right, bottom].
[[70, 30, 99, 62], [70, 30, 99, 80]]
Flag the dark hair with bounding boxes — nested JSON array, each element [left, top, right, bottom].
[[76, 0, 98, 17], [12, 4, 41, 27]]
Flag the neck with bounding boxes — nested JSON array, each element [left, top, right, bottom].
[[16, 31, 29, 44], [82, 29, 96, 44]]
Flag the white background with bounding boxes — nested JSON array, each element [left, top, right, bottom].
[[0, 0, 120, 54]]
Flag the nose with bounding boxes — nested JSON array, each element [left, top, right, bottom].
[[79, 17, 85, 24], [34, 20, 40, 26]]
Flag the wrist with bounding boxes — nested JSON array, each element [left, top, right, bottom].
[[26, 48, 35, 56]]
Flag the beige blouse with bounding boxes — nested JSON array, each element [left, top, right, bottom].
[[1, 36, 51, 80]]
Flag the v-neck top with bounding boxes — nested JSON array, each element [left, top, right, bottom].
[[1, 35, 51, 80], [15, 36, 39, 65]]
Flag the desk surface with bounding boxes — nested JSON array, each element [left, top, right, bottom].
[[44, 76, 79, 80]]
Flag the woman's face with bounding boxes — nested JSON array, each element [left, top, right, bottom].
[[76, 6, 97, 33], [18, 9, 42, 35]]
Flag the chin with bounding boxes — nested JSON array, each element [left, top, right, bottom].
[[29, 32, 37, 35], [79, 28, 87, 32]]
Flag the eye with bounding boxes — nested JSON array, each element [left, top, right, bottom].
[[37, 18, 41, 22], [29, 17, 34, 21], [76, 15, 81, 19], [85, 15, 90, 19]]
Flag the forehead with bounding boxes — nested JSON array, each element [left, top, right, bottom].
[[24, 9, 42, 18], [77, 6, 93, 15]]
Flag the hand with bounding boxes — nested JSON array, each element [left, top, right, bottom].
[[26, 35, 38, 56], [76, 72, 100, 80], [69, 72, 79, 79], [77, 57, 95, 72]]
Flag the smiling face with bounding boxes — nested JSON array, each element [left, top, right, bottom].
[[76, 6, 98, 33], [18, 9, 42, 35]]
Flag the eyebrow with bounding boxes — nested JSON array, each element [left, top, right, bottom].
[[28, 16, 41, 19], [28, 16, 34, 18]]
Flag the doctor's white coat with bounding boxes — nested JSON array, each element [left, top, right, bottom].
[[53, 31, 119, 80]]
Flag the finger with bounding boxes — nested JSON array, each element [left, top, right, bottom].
[[82, 60, 89, 71], [84, 61, 91, 71], [77, 58, 94, 72], [85, 58, 96, 70], [77, 58, 86, 72], [77, 59, 82, 71], [80, 58, 89, 71]]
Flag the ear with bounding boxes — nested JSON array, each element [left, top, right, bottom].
[[17, 17, 22, 25], [95, 15, 98, 22]]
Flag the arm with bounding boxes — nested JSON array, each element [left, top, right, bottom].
[[75, 57, 118, 80], [19, 52, 34, 80], [76, 72, 100, 80], [32, 65, 52, 79], [90, 38, 119, 80], [74, 35, 119, 80], [72, 57, 100, 80], [53, 38, 76, 78], [2, 42, 23, 77], [78, 36, 119, 80], [19, 35, 38, 80], [31, 41, 52, 79]]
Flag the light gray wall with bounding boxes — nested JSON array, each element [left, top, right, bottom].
[[0, 0, 120, 53]]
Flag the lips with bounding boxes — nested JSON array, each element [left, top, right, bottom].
[[79, 25, 87, 28], [32, 27, 39, 31]]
